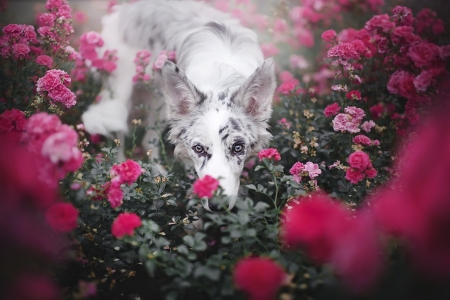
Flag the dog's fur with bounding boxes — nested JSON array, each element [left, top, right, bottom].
[[82, 0, 276, 211]]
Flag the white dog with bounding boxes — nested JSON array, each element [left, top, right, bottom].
[[82, 0, 276, 211]]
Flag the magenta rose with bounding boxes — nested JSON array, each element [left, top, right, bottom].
[[348, 151, 370, 171], [408, 42, 440, 68], [345, 168, 366, 184], [321, 29, 337, 42], [12, 43, 30, 59], [36, 55, 53, 68]]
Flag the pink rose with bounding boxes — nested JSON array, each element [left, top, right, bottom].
[[36, 55, 53, 68], [112, 213, 142, 238], [361, 120, 376, 132], [304, 162, 322, 179], [277, 81, 296, 95], [324, 102, 341, 117], [345, 167, 365, 184], [108, 184, 124, 208], [22, 25, 36, 40], [12, 43, 30, 59], [332, 113, 360, 133], [38, 13, 56, 27], [414, 70, 435, 93], [289, 162, 305, 184], [81, 31, 103, 46], [321, 29, 337, 42], [110, 159, 143, 185], [153, 52, 168, 70], [408, 42, 440, 68], [365, 167, 378, 178], [44, 0, 63, 10], [440, 45, 450, 60], [344, 106, 365, 120], [258, 148, 281, 161], [348, 151, 370, 171], [353, 135, 372, 146], [364, 14, 395, 34], [260, 42, 279, 58], [2, 24, 22, 39], [193, 175, 220, 199], [327, 43, 359, 60], [47, 84, 77, 107]]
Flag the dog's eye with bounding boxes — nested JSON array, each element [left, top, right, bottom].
[[193, 144, 205, 154], [232, 143, 244, 154]]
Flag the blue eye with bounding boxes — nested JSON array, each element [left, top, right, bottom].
[[232, 143, 244, 154]]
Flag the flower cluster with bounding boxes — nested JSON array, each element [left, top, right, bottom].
[[111, 212, 142, 238], [289, 161, 322, 184], [366, 6, 450, 124], [133, 50, 152, 83], [78, 31, 117, 74], [36, 0, 75, 55], [193, 175, 220, 199], [345, 151, 377, 184], [0, 24, 38, 59], [153, 50, 176, 70], [0, 108, 27, 142], [368, 110, 450, 278], [21, 112, 84, 185], [36, 69, 76, 107], [105, 159, 143, 208]]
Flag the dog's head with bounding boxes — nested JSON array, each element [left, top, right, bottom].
[[162, 58, 276, 211]]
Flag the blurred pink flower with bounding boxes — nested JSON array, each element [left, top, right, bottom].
[[193, 175, 219, 199]]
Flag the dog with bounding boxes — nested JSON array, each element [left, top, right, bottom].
[[82, 0, 276, 211]]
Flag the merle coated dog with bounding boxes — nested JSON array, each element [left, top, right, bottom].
[[82, 0, 276, 211]]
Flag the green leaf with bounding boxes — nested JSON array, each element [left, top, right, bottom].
[[145, 260, 156, 275], [177, 245, 189, 255], [238, 211, 249, 225], [245, 184, 257, 190], [183, 235, 195, 248]]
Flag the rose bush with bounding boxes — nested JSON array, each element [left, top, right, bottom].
[[1, 0, 450, 299]]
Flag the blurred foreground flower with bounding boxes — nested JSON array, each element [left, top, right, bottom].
[[193, 175, 220, 199], [233, 257, 286, 300]]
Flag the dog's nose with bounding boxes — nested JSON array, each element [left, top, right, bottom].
[[207, 200, 227, 212]]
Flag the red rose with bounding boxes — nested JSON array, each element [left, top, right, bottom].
[[45, 202, 79, 232], [233, 257, 286, 300], [111, 212, 142, 238], [193, 175, 220, 199], [324, 102, 341, 117], [347, 151, 370, 171]]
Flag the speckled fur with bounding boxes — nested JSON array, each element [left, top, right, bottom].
[[81, 0, 276, 210]]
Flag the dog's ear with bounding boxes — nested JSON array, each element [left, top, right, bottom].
[[236, 58, 276, 122], [161, 61, 201, 117]]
